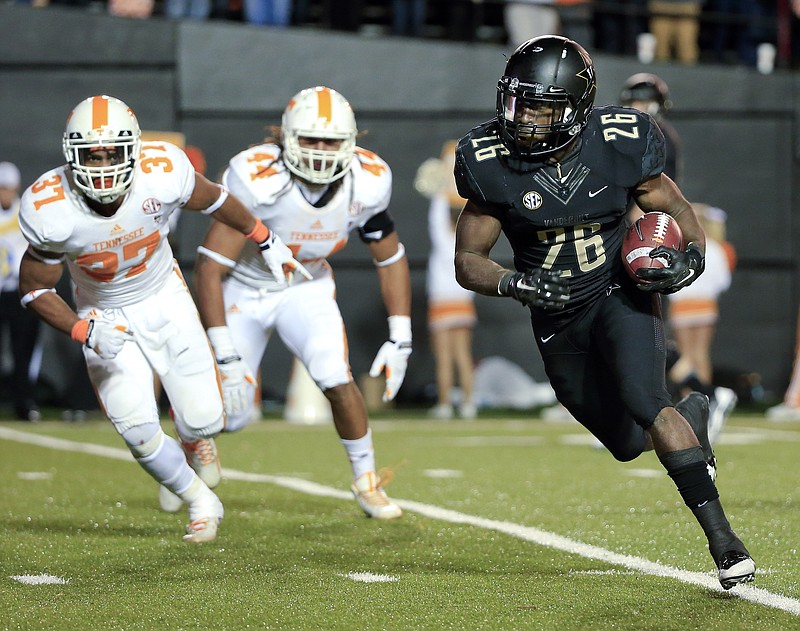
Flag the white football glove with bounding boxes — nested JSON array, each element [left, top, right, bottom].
[[85, 319, 134, 360], [369, 315, 412, 402], [217, 356, 256, 416], [207, 326, 255, 416], [256, 230, 312, 286]]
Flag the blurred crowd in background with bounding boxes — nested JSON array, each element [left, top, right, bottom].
[[9, 0, 798, 71]]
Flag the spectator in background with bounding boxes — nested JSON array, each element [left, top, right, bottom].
[[704, 0, 771, 67], [0, 162, 42, 421], [668, 203, 737, 441], [107, 0, 154, 18], [415, 140, 477, 420], [647, 0, 704, 64], [323, 0, 363, 31], [504, 0, 560, 47], [593, 0, 649, 55], [392, 0, 427, 37], [243, 0, 292, 25], [165, 0, 210, 19]]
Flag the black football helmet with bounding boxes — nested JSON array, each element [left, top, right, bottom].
[[496, 35, 596, 159], [619, 73, 672, 116]]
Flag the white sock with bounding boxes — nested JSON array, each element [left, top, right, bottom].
[[341, 428, 375, 480]]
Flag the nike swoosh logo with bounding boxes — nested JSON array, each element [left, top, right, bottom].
[[540, 334, 555, 343], [588, 186, 608, 198]]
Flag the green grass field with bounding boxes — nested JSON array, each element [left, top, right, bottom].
[[2, 412, 800, 630]]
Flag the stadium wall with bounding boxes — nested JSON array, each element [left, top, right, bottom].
[[1, 4, 797, 406]]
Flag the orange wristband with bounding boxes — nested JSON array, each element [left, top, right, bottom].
[[71, 319, 90, 344], [245, 219, 270, 244]]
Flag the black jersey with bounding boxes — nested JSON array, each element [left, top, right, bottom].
[[455, 105, 665, 313]]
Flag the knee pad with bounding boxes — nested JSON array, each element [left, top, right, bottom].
[[173, 408, 224, 440], [104, 382, 159, 435], [121, 423, 164, 460]]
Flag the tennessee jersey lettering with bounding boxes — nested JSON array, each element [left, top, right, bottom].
[[222, 143, 392, 290], [19, 141, 194, 308]]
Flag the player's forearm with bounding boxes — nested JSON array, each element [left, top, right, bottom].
[[454, 250, 508, 297], [375, 261, 411, 317], [193, 259, 228, 329], [22, 292, 80, 337]]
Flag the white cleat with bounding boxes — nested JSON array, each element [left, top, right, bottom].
[[181, 437, 221, 488], [158, 437, 221, 513], [765, 403, 800, 422], [159, 485, 184, 513], [708, 387, 737, 445], [351, 471, 402, 520], [183, 516, 221, 544], [183, 488, 224, 544]]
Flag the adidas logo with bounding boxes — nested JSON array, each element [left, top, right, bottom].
[[111, 224, 124, 236], [226, 304, 241, 314], [310, 220, 324, 229]]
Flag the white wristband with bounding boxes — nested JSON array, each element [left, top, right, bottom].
[[387, 315, 412, 342], [20, 287, 57, 308], [201, 187, 229, 215], [373, 243, 406, 268], [206, 325, 238, 360]]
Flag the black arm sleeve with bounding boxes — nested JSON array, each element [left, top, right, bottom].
[[358, 209, 395, 243]]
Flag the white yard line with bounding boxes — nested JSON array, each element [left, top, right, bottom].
[[2, 425, 799, 616]]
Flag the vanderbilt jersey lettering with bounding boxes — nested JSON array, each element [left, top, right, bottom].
[[222, 143, 392, 291], [455, 105, 665, 311], [19, 141, 194, 308]]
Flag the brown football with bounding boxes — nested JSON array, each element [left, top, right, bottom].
[[621, 212, 683, 284]]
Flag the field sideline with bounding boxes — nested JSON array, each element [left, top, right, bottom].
[[3, 414, 800, 629]]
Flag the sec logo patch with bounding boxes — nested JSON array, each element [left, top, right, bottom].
[[522, 191, 543, 211], [142, 198, 161, 215]]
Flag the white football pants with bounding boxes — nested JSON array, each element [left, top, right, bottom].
[[79, 268, 224, 438], [222, 273, 352, 431]]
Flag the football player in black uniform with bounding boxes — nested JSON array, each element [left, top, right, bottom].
[[453, 35, 755, 590]]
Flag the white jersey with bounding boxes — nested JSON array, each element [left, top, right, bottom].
[[222, 143, 392, 291], [19, 141, 194, 308], [0, 197, 29, 292]]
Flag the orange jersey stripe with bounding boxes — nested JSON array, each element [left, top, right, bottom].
[[317, 87, 332, 123], [92, 96, 109, 129]]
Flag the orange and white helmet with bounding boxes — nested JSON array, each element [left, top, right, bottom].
[[281, 86, 357, 185], [63, 95, 141, 204]]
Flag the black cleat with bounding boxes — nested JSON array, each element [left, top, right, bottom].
[[676, 392, 715, 479], [718, 550, 756, 590]]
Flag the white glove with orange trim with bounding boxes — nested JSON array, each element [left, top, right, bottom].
[[257, 231, 312, 286], [71, 319, 134, 360], [207, 326, 256, 416], [369, 315, 412, 402], [247, 219, 312, 286]]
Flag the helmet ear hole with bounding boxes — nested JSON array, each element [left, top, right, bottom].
[[496, 36, 596, 158], [281, 86, 357, 184], [63, 95, 141, 204]]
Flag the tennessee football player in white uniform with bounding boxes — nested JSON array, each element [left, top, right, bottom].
[[18, 95, 306, 543], [193, 86, 411, 520]]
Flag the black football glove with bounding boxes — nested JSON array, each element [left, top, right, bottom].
[[498, 269, 570, 311], [636, 242, 705, 294]]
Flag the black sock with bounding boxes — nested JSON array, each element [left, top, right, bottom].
[[660, 448, 742, 562]]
